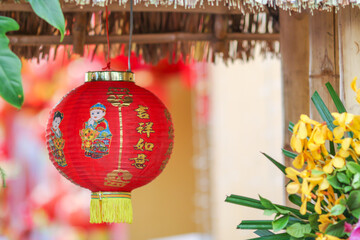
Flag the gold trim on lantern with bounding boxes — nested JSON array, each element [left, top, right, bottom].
[[91, 191, 131, 199], [85, 71, 135, 83]]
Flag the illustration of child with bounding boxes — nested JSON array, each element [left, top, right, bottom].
[[80, 103, 112, 159], [49, 111, 67, 167]]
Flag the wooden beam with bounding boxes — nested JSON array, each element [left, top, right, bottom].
[[8, 33, 279, 46], [0, 2, 247, 14], [338, 6, 360, 114], [309, 11, 339, 121]]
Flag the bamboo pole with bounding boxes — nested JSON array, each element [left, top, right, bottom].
[[0, 2, 247, 14], [338, 6, 360, 114], [309, 11, 339, 121], [8, 33, 280, 46]]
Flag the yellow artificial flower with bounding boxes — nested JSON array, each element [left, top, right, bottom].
[[293, 151, 316, 170], [352, 140, 360, 155], [291, 115, 321, 153], [323, 155, 345, 174], [286, 167, 330, 215], [306, 123, 332, 161], [318, 214, 335, 233], [349, 115, 360, 138], [333, 112, 354, 131], [315, 191, 324, 214], [325, 186, 336, 207], [351, 76, 360, 104], [293, 153, 305, 169], [315, 233, 343, 240], [285, 167, 302, 194]]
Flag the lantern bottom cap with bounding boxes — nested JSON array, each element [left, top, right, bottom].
[[90, 191, 133, 224]]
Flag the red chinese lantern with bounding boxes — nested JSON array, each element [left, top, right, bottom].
[[46, 71, 174, 223]]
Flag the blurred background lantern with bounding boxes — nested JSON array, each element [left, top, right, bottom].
[[45, 71, 174, 224]]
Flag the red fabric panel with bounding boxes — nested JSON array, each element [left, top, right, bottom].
[[46, 81, 174, 192]]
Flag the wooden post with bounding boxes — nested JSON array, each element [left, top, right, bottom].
[[213, 14, 229, 59], [309, 11, 339, 120], [280, 10, 309, 166], [72, 13, 87, 56], [338, 7, 360, 114]]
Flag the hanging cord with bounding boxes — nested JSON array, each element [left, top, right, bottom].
[[127, 0, 134, 72], [102, 5, 111, 70]]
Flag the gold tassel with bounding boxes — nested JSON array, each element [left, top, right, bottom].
[[90, 192, 133, 224]]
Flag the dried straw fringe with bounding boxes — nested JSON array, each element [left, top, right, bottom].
[[90, 194, 133, 223]]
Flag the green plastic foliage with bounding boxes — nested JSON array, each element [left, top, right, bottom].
[[0, 16, 23, 109], [238, 220, 273, 230], [261, 152, 286, 174], [330, 204, 346, 216], [27, 0, 65, 41], [254, 230, 274, 237], [272, 215, 290, 232], [348, 162, 360, 174], [286, 223, 312, 238], [325, 221, 346, 238], [311, 91, 336, 130], [347, 190, 360, 219]]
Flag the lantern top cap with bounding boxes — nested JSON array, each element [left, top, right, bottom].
[[85, 71, 135, 83]]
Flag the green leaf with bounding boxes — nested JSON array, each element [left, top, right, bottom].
[[259, 195, 290, 215], [272, 215, 290, 232], [325, 220, 346, 238], [286, 223, 312, 238], [352, 173, 360, 189], [0, 17, 19, 34], [327, 175, 342, 189], [238, 220, 273, 229], [282, 149, 297, 159], [27, 0, 65, 41], [260, 195, 276, 209], [0, 16, 23, 109], [304, 233, 318, 238], [337, 172, 350, 185], [309, 214, 319, 231], [311, 91, 335, 131], [347, 162, 360, 174], [344, 186, 353, 193], [249, 233, 291, 240], [312, 169, 325, 175], [261, 152, 286, 174], [225, 195, 265, 210], [330, 204, 346, 216], [326, 82, 346, 113], [347, 190, 360, 218], [254, 230, 274, 237], [264, 209, 278, 216], [347, 169, 354, 179]]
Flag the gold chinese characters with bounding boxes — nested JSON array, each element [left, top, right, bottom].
[[131, 105, 155, 169]]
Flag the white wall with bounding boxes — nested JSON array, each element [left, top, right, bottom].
[[209, 56, 284, 239]]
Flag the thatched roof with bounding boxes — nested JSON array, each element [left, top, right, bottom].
[[1, 0, 280, 64]]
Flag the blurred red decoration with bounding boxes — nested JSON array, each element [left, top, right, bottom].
[[45, 71, 174, 223]]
